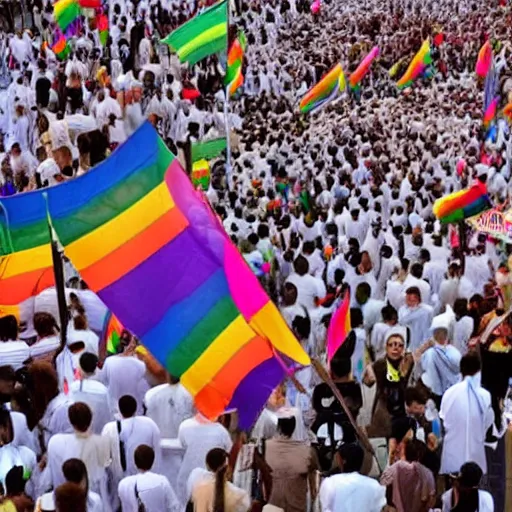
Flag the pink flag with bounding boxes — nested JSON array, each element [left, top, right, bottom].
[[327, 290, 351, 363]]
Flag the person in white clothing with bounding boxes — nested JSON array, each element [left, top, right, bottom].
[[285, 256, 326, 311], [441, 462, 494, 512], [188, 448, 250, 512], [176, 414, 233, 505], [96, 351, 149, 416], [440, 353, 494, 476], [398, 287, 433, 352], [319, 443, 386, 512], [29, 312, 61, 362], [46, 402, 110, 500], [0, 316, 29, 371], [144, 374, 194, 439], [102, 395, 161, 510], [36, 458, 104, 512], [118, 444, 180, 512], [69, 353, 113, 435]]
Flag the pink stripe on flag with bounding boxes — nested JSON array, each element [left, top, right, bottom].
[[327, 290, 351, 363]]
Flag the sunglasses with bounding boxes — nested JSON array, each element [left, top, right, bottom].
[[387, 341, 405, 349]]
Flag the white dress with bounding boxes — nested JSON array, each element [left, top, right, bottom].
[[176, 417, 233, 505]]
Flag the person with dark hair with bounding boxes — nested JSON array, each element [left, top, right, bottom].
[[380, 438, 436, 512], [36, 458, 102, 512], [286, 255, 326, 310], [188, 448, 249, 512], [54, 482, 87, 512], [0, 411, 36, 497], [370, 304, 398, 361], [441, 462, 494, 511], [0, 316, 29, 371], [265, 411, 319, 512], [398, 286, 433, 352], [319, 443, 386, 511], [69, 353, 113, 435], [440, 353, 494, 477], [29, 312, 60, 361], [402, 262, 432, 305], [118, 444, 180, 512], [47, 402, 110, 501], [364, 328, 414, 438]]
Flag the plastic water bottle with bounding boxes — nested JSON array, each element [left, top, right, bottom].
[[425, 399, 442, 440]]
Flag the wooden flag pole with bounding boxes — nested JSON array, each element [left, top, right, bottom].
[[311, 358, 383, 474]]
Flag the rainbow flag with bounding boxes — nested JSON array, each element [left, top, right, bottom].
[[349, 46, 379, 90], [191, 159, 210, 190], [54, 0, 81, 31], [476, 40, 492, 78], [299, 63, 346, 114], [483, 96, 499, 128], [397, 40, 432, 89], [161, 0, 228, 66], [101, 311, 124, 355], [0, 123, 309, 426], [433, 180, 492, 224], [326, 290, 351, 363], [52, 35, 71, 60], [191, 137, 226, 162], [225, 31, 246, 96], [97, 14, 109, 47]]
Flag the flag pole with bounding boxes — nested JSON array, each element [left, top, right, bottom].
[[224, 0, 232, 191], [43, 193, 68, 347]]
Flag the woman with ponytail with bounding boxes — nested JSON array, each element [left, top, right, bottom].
[[189, 448, 250, 512], [441, 462, 494, 512]]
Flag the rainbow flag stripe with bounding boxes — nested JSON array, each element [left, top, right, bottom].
[[327, 290, 351, 363], [397, 40, 432, 89], [0, 123, 309, 426], [101, 311, 124, 355], [299, 63, 346, 114], [54, 0, 81, 31]]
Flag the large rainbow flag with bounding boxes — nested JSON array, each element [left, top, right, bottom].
[[0, 123, 309, 427]]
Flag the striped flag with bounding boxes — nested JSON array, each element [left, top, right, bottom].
[[326, 290, 351, 363], [161, 0, 228, 66], [225, 31, 246, 97]]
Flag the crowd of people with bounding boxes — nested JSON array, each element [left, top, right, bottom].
[[0, 0, 512, 510]]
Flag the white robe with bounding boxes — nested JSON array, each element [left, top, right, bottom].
[[420, 345, 461, 396], [176, 418, 233, 504], [440, 376, 494, 475], [398, 304, 433, 351], [118, 471, 180, 512], [319, 472, 386, 512], [144, 383, 195, 439], [441, 489, 494, 512]]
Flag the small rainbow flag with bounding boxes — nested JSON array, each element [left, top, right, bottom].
[[299, 63, 346, 114], [397, 40, 432, 89], [54, 0, 81, 31], [483, 96, 499, 128], [433, 180, 492, 224], [98, 14, 109, 46], [476, 40, 492, 78], [225, 31, 246, 97], [349, 46, 379, 90], [52, 35, 70, 60], [101, 311, 124, 356], [327, 290, 351, 363], [191, 159, 210, 190]]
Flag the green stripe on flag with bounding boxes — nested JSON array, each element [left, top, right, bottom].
[[161, 0, 228, 66], [191, 138, 227, 162]]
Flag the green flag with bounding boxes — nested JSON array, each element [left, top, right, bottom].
[[191, 137, 227, 162], [161, 0, 228, 66]]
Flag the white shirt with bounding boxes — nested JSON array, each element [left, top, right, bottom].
[[0, 340, 30, 370], [440, 376, 494, 475], [118, 471, 180, 512], [177, 417, 233, 504], [320, 472, 386, 512], [97, 355, 148, 416], [441, 488, 494, 512], [144, 383, 194, 439], [29, 335, 60, 360], [69, 378, 113, 435], [285, 273, 326, 311]]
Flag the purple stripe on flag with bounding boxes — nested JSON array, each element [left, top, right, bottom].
[[99, 228, 221, 336], [227, 356, 284, 429]]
